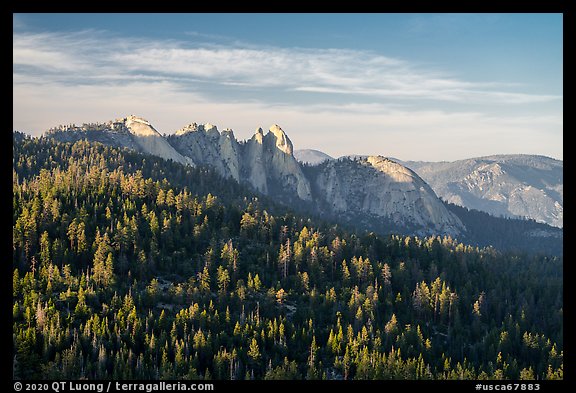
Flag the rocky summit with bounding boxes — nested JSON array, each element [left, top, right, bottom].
[[168, 123, 312, 202], [169, 123, 241, 181]]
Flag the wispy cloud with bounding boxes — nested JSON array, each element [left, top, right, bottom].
[[13, 30, 561, 105]]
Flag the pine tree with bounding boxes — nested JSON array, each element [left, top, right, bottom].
[[92, 231, 113, 287], [217, 266, 230, 295]]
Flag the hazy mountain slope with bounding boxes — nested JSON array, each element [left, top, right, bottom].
[[402, 155, 563, 228], [294, 149, 334, 165]]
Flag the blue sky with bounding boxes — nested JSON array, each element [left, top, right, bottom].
[[13, 13, 562, 161]]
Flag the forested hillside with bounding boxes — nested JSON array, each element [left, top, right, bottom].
[[12, 133, 563, 380], [444, 203, 562, 256]]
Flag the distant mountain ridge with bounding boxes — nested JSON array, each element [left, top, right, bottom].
[[294, 149, 333, 165], [45, 116, 462, 236], [400, 155, 563, 228]]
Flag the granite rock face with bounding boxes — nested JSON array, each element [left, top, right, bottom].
[[169, 123, 313, 201], [311, 156, 464, 235], [169, 123, 241, 181], [249, 125, 312, 201]]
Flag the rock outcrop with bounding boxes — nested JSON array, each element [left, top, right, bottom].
[[169, 123, 241, 181], [243, 127, 268, 194], [169, 123, 312, 201], [311, 156, 464, 235], [244, 125, 312, 201]]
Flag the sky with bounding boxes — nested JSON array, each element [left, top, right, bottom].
[[13, 13, 563, 161]]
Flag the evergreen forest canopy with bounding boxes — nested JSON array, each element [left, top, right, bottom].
[[12, 132, 563, 380]]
